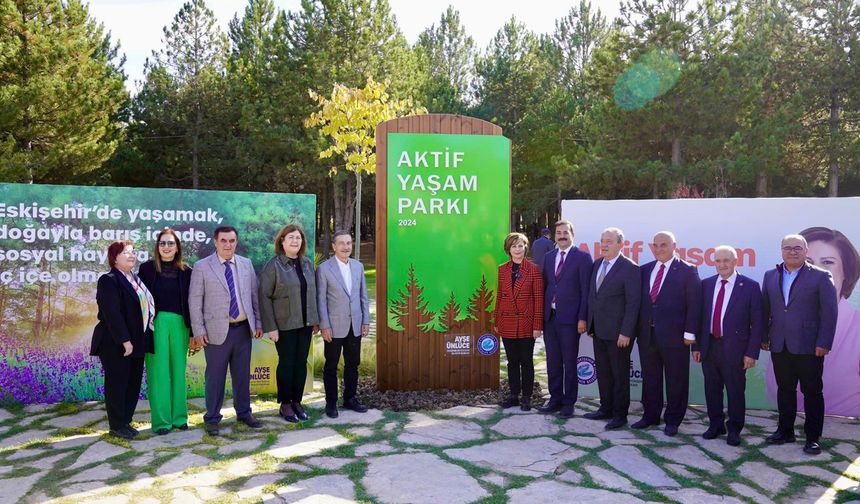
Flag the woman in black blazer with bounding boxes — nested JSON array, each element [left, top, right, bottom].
[[91, 240, 155, 439]]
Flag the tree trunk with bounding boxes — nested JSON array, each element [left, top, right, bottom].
[[192, 101, 202, 189], [354, 170, 362, 260], [756, 171, 768, 196], [671, 136, 682, 167], [828, 85, 839, 197]]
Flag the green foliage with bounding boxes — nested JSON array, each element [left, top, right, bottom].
[[0, 0, 127, 183]]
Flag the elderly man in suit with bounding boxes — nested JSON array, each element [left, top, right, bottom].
[[189, 225, 263, 436], [693, 246, 764, 446], [632, 231, 701, 437], [317, 230, 370, 419], [531, 227, 553, 271], [762, 234, 838, 455], [585, 227, 641, 430], [539, 219, 593, 418]]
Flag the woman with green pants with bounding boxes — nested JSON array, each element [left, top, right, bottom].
[[139, 227, 194, 435]]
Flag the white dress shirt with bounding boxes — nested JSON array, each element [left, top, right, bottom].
[[218, 255, 247, 322], [649, 257, 695, 341], [596, 255, 619, 289], [336, 256, 352, 296], [551, 245, 573, 309], [711, 271, 737, 334]]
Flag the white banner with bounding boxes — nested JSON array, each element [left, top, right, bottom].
[[562, 197, 860, 415]]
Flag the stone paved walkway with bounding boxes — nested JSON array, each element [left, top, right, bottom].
[[0, 385, 858, 503]]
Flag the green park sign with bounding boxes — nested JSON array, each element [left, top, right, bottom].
[[375, 116, 511, 391]]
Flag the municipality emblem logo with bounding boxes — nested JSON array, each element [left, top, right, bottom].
[[476, 333, 499, 355], [577, 356, 597, 385]]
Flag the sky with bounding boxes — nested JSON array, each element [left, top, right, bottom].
[[85, 0, 622, 93]]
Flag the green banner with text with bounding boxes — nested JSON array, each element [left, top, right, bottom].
[[386, 133, 510, 335]]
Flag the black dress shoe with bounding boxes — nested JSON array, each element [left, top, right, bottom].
[[239, 414, 263, 428], [325, 404, 339, 418], [520, 397, 532, 412], [803, 441, 822, 455], [176, 424, 189, 431], [155, 428, 170, 436], [726, 432, 741, 446], [126, 425, 139, 436], [205, 423, 220, 436], [663, 424, 679, 437], [499, 396, 519, 409], [583, 411, 612, 420], [765, 431, 796, 445], [630, 418, 658, 430], [343, 397, 368, 413], [292, 402, 309, 421], [538, 402, 562, 414], [280, 403, 298, 423], [605, 418, 627, 430], [109, 428, 134, 440], [702, 424, 727, 440], [558, 406, 575, 419]]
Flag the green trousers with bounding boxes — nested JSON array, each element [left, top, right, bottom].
[[145, 312, 189, 431]]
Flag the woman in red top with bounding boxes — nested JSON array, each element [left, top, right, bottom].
[[493, 232, 545, 410]]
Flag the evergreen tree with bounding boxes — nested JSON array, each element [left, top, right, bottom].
[[0, 0, 126, 183], [415, 6, 476, 112]]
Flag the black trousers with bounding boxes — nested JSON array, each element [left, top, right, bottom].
[[99, 343, 144, 431], [502, 337, 536, 398], [639, 328, 690, 426], [702, 337, 746, 434], [593, 336, 631, 420], [772, 348, 824, 441], [275, 326, 313, 403], [324, 328, 362, 406]]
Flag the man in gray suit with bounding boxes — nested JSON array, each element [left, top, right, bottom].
[[762, 234, 837, 455], [189, 225, 263, 435], [317, 230, 370, 418], [585, 227, 641, 429]]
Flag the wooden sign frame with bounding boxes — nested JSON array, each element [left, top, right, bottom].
[[374, 114, 509, 391]]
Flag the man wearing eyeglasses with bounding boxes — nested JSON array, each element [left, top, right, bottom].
[[761, 234, 837, 455]]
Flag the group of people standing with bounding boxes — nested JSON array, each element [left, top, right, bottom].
[[494, 220, 841, 455], [91, 225, 369, 439]]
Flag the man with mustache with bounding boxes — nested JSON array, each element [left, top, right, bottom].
[[539, 220, 593, 418]]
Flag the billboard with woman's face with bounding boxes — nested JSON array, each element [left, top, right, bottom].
[[563, 197, 860, 416]]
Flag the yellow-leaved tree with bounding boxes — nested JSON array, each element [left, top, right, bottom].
[[306, 77, 425, 259]]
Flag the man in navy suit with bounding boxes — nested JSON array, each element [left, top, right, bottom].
[[531, 227, 553, 270], [585, 227, 641, 429], [539, 220, 593, 418], [693, 246, 764, 446], [632, 231, 701, 436], [762, 234, 837, 455]]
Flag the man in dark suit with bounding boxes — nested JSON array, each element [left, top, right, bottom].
[[189, 226, 264, 436], [539, 219, 592, 418], [531, 227, 553, 271], [692, 246, 764, 446], [632, 231, 701, 437], [762, 234, 838, 455], [585, 227, 641, 429]]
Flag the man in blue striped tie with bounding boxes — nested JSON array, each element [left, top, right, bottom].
[[189, 226, 264, 436]]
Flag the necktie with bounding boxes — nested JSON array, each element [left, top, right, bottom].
[[649, 263, 665, 303], [131, 273, 155, 332], [712, 279, 728, 338], [555, 250, 566, 280], [225, 261, 240, 319], [596, 260, 609, 291]]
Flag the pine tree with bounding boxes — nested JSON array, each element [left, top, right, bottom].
[[390, 265, 436, 334], [0, 0, 126, 183]]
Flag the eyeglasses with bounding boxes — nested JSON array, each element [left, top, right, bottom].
[[782, 246, 805, 253], [158, 241, 177, 247], [120, 250, 137, 257]]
